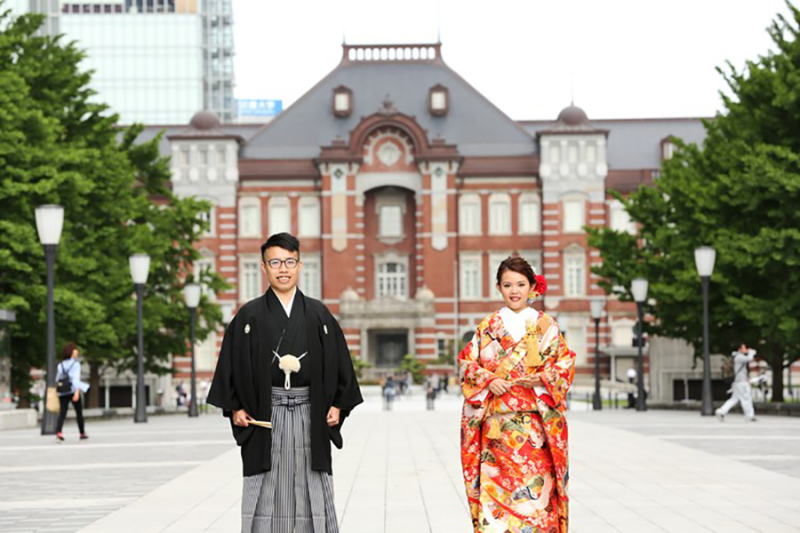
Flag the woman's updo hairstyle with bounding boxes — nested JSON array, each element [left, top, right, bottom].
[[496, 255, 536, 286]]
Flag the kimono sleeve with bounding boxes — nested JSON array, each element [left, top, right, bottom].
[[331, 318, 364, 414], [458, 327, 497, 404], [537, 317, 575, 407], [207, 316, 243, 415]]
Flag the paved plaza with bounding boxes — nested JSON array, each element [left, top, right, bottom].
[[1, 390, 800, 532]]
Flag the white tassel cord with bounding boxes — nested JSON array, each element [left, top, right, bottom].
[[273, 351, 308, 390]]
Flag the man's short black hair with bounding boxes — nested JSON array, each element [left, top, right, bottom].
[[261, 232, 300, 260]]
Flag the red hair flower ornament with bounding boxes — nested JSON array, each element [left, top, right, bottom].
[[527, 275, 548, 304]]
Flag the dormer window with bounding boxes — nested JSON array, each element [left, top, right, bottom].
[[333, 86, 352, 118], [661, 136, 676, 160], [429, 84, 449, 116]]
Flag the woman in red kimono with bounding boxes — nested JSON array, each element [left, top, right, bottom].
[[460, 256, 575, 533]]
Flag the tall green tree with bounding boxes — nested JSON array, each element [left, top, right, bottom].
[[588, 2, 800, 402], [0, 6, 226, 407]]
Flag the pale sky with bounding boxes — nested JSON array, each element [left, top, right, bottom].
[[232, 0, 792, 121]]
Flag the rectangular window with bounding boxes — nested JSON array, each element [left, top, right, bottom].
[[334, 93, 350, 112], [240, 260, 261, 302], [550, 145, 560, 164], [431, 91, 446, 111], [565, 254, 585, 297], [379, 205, 403, 238], [179, 147, 189, 167], [300, 256, 321, 299], [216, 147, 226, 166], [459, 200, 480, 235], [563, 200, 585, 233], [489, 198, 511, 235], [269, 203, 291, 235], [519, 250, 543, 277], [488, 252, 510, 298], [197, 206, 215, 237], [519, 199, 540, 234], [193, 258, 215, 298], [586, 145, 596, 162], [566, 324, 587, 366], [299, 200, 321, 237], [196, 333, 218, 371], [197, 148, 207, 166], [568, 145, 577, 164], [610, 203, 635, 234], [460, 256, 481, 300], [239, 204, 259, 237], [612, 324, 634, 347], [377, 261, 407, 298]]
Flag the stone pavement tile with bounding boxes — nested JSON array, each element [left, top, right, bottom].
[[0, 414, 235, 533], [77, 447, 240, 533], [569, 413, 800, 533], [161, 476, 241, 533], [48, 399, 800, 533]]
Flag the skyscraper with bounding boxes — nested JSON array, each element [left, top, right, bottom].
[[11, 0, 235, 124]]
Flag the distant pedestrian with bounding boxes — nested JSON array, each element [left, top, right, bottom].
[[716, 343, 757, 422], [626, 367, 637, 408], [383, 375, 396, 410], [426, 383, 436, 410], [55, 342, 89, 442], [199, 379, 210, 413]]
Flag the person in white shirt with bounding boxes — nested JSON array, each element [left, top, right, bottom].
[[716, 343, 757, 421]]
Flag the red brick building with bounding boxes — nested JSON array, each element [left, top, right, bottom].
[[139, 43, 706, 387]]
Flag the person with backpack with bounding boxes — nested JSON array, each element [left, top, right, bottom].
[[55, 342, 89, 441], [716, 343, 757, 422]]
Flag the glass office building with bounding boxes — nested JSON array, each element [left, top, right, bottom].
[[11, 0, 235, 124]]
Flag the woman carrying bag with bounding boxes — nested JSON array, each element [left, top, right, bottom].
[[55, 342, 89, 442]]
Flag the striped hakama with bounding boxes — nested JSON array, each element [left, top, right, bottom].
[[242, 387, 338, 533]]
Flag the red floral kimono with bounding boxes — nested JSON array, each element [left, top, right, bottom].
[[459, 310, 575, 533]]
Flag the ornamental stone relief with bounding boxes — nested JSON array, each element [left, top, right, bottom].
[[377, 141, 402, 167]]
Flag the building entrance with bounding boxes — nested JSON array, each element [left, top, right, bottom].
[[373, 331, 408, 368]]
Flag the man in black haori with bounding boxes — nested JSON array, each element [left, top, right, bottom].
[[208, 232, 363, 533]]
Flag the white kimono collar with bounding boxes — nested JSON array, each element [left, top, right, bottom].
[[498, 306, 537, 343]]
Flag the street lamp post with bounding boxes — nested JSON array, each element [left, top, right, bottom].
[[631, 278, 649, 412], [35, 205, 64, 435], [183, 283, 201, 418], [695, 246, 717, 416], [129, 254, 150, 423], [590, 299, 604, 411]]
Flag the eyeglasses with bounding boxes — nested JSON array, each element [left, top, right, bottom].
[[266, 258, 299, 269]]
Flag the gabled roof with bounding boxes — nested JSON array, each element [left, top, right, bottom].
[[241, 43, 535, 160]]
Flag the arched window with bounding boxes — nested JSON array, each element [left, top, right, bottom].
[[458, 194, 481, 236], [377, 262, 407, 299], [518, 193, 541, 235], [488, 193, 511, 236], [238, 197, 261, 238], [268, 196, 291, 235]]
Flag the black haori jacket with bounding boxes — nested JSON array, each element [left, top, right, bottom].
[[207, 290, 363, 476]]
